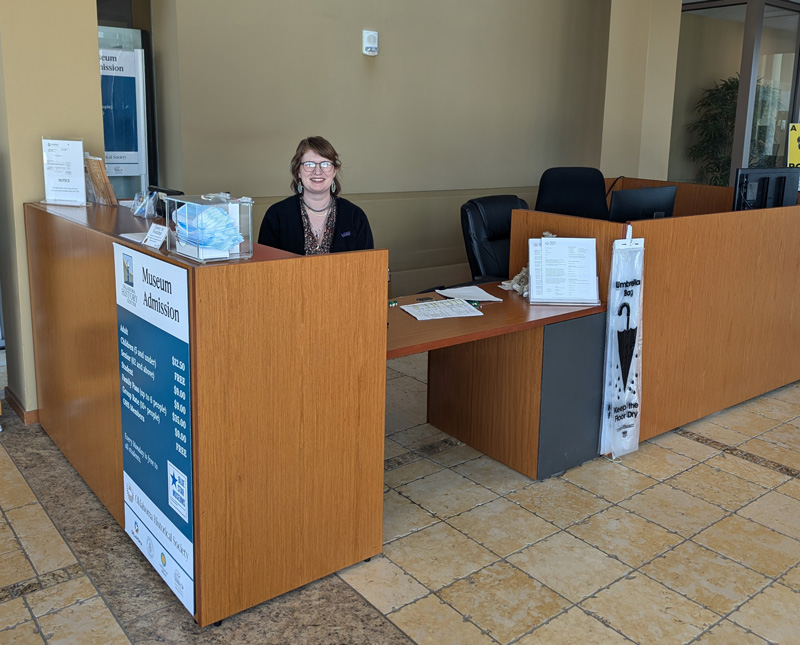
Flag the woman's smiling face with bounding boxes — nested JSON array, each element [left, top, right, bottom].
[[299, 150, 337, 197]]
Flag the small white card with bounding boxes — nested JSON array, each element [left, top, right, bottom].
[[142, 223, 168, 249]]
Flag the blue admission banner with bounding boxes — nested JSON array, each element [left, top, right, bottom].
[[113, 244, 194, 615], [101, 72, 138, 153]]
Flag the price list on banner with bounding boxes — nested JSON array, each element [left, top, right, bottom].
[[113, 244, 195, 615]]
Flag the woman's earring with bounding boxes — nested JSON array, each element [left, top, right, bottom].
[[331, 179, 337, 194], [297, 180, 303, 194]]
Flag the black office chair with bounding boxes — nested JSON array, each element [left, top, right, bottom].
[[534, 167, 610, 220], [460, 195, 529, 282]]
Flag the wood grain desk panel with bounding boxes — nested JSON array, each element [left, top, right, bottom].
[[630, 206, 800, 440], [24, 202, 388, 627], [388, 285, 604, 479], [25, 204, 125, 522], [508, 211, 624, 302], [191, 250, 387, 625], [604, 177, 735, 216], [387, 283, 604, 358]]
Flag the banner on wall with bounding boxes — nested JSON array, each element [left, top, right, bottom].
[[113, 244, 194, 615], [599, 228, 644, 459]]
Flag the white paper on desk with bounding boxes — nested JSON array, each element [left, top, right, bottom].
[[400, 298, 484, 320], [435, 286, 502, 301], [529, 237, 599, 305], [119, 231, 147, 243]]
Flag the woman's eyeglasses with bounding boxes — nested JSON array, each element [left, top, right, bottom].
[[301, 161, 334, 173]]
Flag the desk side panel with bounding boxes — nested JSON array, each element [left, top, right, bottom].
[[509, 210, 624, 302], [190, 250, 388, 626], [428, 327, 544, 479], [24, 204, 124, 522], [631, 207, 800, 439]]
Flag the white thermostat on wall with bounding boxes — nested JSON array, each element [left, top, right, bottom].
[[362, 30, 378, 56]]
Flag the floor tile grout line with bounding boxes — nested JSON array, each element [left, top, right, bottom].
[[0, 431, 136, 643]]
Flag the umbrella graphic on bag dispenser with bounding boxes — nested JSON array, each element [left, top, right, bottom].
[[617, 302, 637, 389]]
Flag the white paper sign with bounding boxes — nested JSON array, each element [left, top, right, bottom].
[[529, 237, 600, 305], [42, 139, 86, 204]]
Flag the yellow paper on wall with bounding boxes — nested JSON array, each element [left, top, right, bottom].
[[789, 123, 800, 169]]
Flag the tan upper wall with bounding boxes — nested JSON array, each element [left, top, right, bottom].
[[152, 0, 612, 197], [0, 1, 106, 411]]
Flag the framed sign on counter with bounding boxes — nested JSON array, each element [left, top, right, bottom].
[[113, 244, 194, 614]]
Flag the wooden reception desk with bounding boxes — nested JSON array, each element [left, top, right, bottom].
[[24, 202, 388, 626], [509, 178, 800, 441]]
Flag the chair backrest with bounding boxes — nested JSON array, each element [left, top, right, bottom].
[[460, 195, 529, 280], [534, 167, 610, 220]]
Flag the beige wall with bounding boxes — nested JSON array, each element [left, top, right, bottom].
[[668, 13, 745, 183], [152, 0, 612, 295], [600, 0, 682, 180], [0, 1, 106, 411]]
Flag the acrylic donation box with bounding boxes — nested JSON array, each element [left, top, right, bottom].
[[165, 193, 253, 262]]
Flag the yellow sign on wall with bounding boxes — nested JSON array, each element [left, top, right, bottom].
[[789, 123, 800, 168]]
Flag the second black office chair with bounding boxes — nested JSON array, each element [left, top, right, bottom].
[[534, 166, 610, 220], [460, 195, 529, 282]]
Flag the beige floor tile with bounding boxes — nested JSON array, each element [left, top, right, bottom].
[[0, 449, 37, 510], [384, 437, 408, 460], [516, 606, 629, 644], [383, 489, 437, 543], [779, 564, 800, 591], [382, 522, 497, 590], [508, 532, 630, 602], [620, 483, 728, 537], [738, 395, 800, 423], [0, 518, 20, 555], [641, 540, 769, 614], [705, 453, 789, 488], [728, 583, 800, 643], [396, 469, 496, 518], [5, 504, 76, 574], [615, 442, 696, 480], [386, 366, 403, 381], [758, 424, 800, 452], [384, 457, 442, 489], [684, 419, 752, 447], [567, 506, 683, 567], [386, 353, 428, 383], [439, 561, 570, 643], [0, 597, 31, 630], [36, 596, 130, 644], [452, 455, 533, 494], [507, 478, 610, 529], [738, 490, 800, 540], [694, 515, 800, 577], [708, 407, 781, 435], [581, 574, 718, 645], [648, 431, 721, 461], [389, 594, 495, 645], [562, 458, 657, 503], [778, 478, 800, 501], [0, 622, 45, 644], [429, 443, 483, 467], [668, 463, 768, 511], [385, 377, 428, 434], [693, 619, 770, 644], [25, 576, 98, 618], [0, 548, 35, 588], [738, 437, 800, 471], [765, 382, 800, 406], [447, 498, 557, 557], [389, 424, 449, 450], [338, 555, 428, 614], [787, 415, 800, 428]]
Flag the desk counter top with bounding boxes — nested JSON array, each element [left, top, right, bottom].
[[387, 283, 605, 359]]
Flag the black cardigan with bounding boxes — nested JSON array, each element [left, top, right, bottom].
[[258, 195, 374, 254]]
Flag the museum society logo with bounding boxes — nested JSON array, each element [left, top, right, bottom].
[[121, 253, 137, 306]]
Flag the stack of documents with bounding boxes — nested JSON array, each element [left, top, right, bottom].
[[529, 237, 600, 305], [400, 298, 483, 321]]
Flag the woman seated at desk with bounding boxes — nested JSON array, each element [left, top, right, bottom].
[[258, 136, 374, 255]]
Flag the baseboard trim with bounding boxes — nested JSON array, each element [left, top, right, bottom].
[[4, 387, 39, 425]]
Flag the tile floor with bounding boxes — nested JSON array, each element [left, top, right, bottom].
[[2, 349, 800, 643]]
